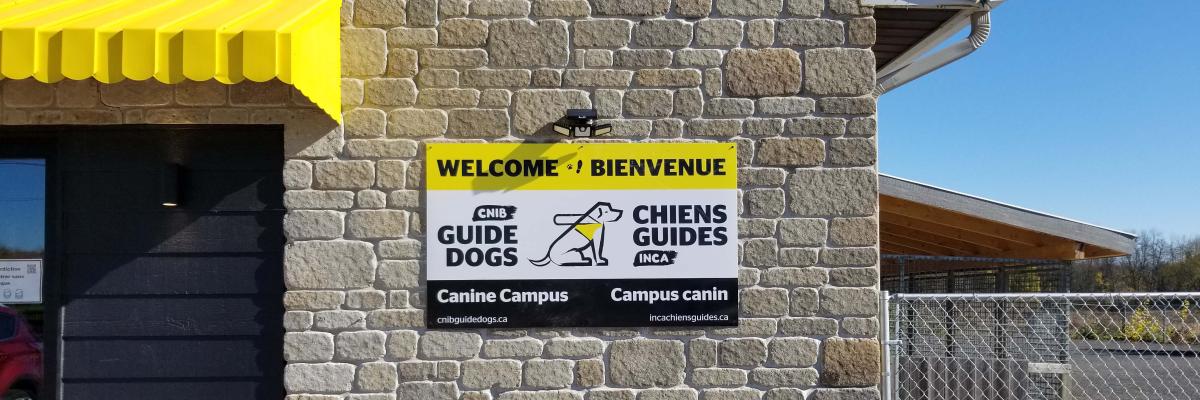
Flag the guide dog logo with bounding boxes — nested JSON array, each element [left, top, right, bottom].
[[529, 202, 623, 267]]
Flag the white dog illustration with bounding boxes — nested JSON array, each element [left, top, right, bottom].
[[529, 202, 624, 267]]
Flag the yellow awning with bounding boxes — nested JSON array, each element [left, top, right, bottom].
[[0, 0, 342, 122]]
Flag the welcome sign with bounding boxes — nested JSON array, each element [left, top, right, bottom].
[[425, 143, 739, 328]]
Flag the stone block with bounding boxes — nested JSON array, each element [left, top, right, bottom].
[[420, 49, 488, 67], [388, 109, 448, 137], [533, 0, 592, 17], [347, 210, 408, 239], [745, 188, 785, 217], [718, 338, 767, 367], [448, 109, 510, 137], [689, 338, 718, 368], [285, 332, 335, 362], [574, 19, 633, 47], [355, 0, 406, 25], [769, 337, 819, 367], [820, 287, 878, 316], [822, 338, 881, 387], [463, 69, 533, 87], [639, 388, 698, 400], [396, 382, 459, 400], [675, 0, 712, 17], [417, 69, 460, 88], [608, 339, 685, 387], [779, 317, 838, 336], [356, 362, 398, 392], [463, 359, 522, 389], [778, 19, 845, 46], [849, 17, 877, 46], [285, 291, 346, 310], [623, 89, 673, 117], [749, 367, 818, 387], [754, 137, 823, 167], [695, 19, 743, 47], [740, 287, 789, 317], [716, 0, 783, 16], [787, 0, 823, 16], [419, 331, 483, 360], [285, 210, 344, 240], [594, 0, 669, 16], [389, 28, 439, 47], [342, 28, 387, 76], [747, 19, 775, 47], [675, 49, 724, 67], [285, 241, 375, 289], [285, 363, 355, 393], [829, 138, 877, 167], [742, 238, 778, 268], [804, 48, 875, 96], [336, 330, 386, 361], [725, 48, 802, 97], [344, 108, 387, 138], [563, 69, 634, 87], [761, 267, 827, 287], [387, 49, 419, 77], [387, 330, 419, 359], [524, 359, 574, 388], [819, 97, 876, 114], [790, 287, 818, 316], [472, 0, 532, 16], [489, 19, 569, 67], [545, 338, 604, 358], [808, 389, 882, 400], [787, 169, 876, 216], [634, 20, 693, 47], [366, 309, 425, 329], [576, 359, 604, 387], [377, 260, 420, 289], [706, 98, 754, 117], [820, 247, 877, 266]]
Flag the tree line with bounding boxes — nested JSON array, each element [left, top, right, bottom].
[[1073, 231, 1200, 292]]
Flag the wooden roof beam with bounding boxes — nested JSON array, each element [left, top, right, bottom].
[[882, 242, 934, 256], [882, 232, 971, 256], [880, 211, 1021, 251], [881, 196, 1059, 247], [996, 241, 1086, 260], [880, 220, 1000, 255]]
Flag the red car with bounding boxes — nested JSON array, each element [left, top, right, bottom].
[[0, 307, 41, 400]]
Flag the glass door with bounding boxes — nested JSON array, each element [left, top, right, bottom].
[[0, 158, 47, 399]]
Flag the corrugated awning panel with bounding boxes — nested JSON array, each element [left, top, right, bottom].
[[0, 0, 341, 122]]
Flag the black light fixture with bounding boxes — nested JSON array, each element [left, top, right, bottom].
[[553, 109, 611, 138], [160, 163, 181, 207]]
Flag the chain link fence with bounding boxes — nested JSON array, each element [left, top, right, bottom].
[[882, 292, 1200, 400]]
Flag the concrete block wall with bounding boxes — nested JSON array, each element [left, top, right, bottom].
[[0, 0, 883, 399]]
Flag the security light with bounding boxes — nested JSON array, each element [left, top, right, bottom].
[[160, 163, 181, 207]]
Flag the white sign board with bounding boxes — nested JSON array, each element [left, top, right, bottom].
[[0, 259, 42, 304], [425, 143, 738, 328]]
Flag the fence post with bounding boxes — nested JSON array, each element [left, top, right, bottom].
[[880, 290, 893, 400]]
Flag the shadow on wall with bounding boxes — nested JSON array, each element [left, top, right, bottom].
[[43, 126, 286, 399]]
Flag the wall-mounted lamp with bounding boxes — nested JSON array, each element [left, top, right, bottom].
[[160, 163, 181, 207], [553, 109, 611, 138]]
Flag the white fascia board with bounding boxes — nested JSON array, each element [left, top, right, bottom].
[[863, 0, 980, 7], [875, 0, 1005, 77]]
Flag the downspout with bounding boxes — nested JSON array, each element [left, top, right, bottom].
[[874, 4, 992, 96]]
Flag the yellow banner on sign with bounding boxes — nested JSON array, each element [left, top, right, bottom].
[[426, 143, 737, 191]]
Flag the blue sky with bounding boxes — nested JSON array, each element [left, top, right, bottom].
[[0, 160, 45, 253], [879, 0, 1200, 238]]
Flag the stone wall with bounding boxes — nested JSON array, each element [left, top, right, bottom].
[[323, 0, 882, 398], [1, 0, 882, 399]]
